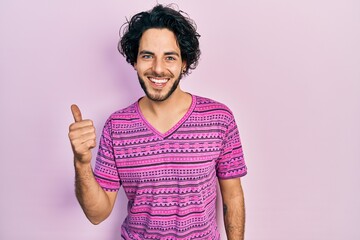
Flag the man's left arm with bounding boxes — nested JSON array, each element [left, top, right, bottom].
[[219, 177, 245, 240]]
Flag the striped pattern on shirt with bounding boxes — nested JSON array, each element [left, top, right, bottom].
[[94, 95, 247, 240]]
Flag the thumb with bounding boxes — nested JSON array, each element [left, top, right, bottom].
[[71, 104, 83, 122]]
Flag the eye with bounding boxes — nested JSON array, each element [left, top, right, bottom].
[[142, 55, 153, 59], [166, 56, 176, 61]]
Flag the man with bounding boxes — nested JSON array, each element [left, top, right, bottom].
[[68, 4, 247, 240]]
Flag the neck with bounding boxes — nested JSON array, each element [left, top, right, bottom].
[[140, 88, 191, 117]]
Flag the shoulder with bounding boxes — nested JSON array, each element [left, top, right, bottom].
[[193, 95, 234, 118], [103, 101, 140, 126], [109, 102, 138, 119]]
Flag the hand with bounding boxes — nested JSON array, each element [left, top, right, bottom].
[[68, 104, 96, 164]]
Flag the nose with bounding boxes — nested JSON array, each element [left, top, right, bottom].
[[152, 58, 165, 75]]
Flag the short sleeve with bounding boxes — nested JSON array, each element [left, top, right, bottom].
[[216, 116, 247, 179], [94, 118, 121, 191]]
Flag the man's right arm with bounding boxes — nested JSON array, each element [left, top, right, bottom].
[[69, 104, 118, 225]]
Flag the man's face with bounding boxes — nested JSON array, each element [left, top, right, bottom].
[[134, 28, 186, 102]]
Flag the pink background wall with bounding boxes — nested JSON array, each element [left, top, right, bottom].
[[1, 0, 359, 239]]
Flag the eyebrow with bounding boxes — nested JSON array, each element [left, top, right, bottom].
[[139, 50, 180, 57], [164, 51, 180, 57]]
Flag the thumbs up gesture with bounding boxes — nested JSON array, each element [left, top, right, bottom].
[[68, 104, 96, 164]]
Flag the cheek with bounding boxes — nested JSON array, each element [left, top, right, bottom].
[[135, 64, 148, 74], [167, 64, 182, 74]]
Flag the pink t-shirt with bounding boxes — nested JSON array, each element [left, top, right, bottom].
[[94, 95, 247, 239]]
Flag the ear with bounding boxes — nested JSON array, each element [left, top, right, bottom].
[[182, 62, 187, 73], [134, 62, 137, 71]]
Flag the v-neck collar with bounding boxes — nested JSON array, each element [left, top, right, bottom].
[[135, 94, 197, 139]]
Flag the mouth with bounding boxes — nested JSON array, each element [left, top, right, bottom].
[[148, 77, 170, 86]]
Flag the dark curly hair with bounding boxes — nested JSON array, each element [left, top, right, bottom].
[[118, 4, 201, 75]]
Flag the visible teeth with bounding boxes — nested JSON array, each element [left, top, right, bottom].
[[150, 78, 168, 84]]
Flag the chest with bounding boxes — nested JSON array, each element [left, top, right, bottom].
[[111, 121, 225, 187]]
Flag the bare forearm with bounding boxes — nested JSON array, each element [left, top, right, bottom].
[[74, 160, 112, 224], [223, 195, 245, 240], [69, 106, 115, 224]]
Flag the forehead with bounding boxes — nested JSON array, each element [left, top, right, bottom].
[[138, 28, 180, 54]]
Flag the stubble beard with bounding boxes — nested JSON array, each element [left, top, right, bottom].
[[138, 73, 182, 102]]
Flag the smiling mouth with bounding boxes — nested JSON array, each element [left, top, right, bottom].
[[148, 77, 170, 85]]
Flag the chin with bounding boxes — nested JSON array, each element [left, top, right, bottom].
[[139, 73, 181, 102]]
